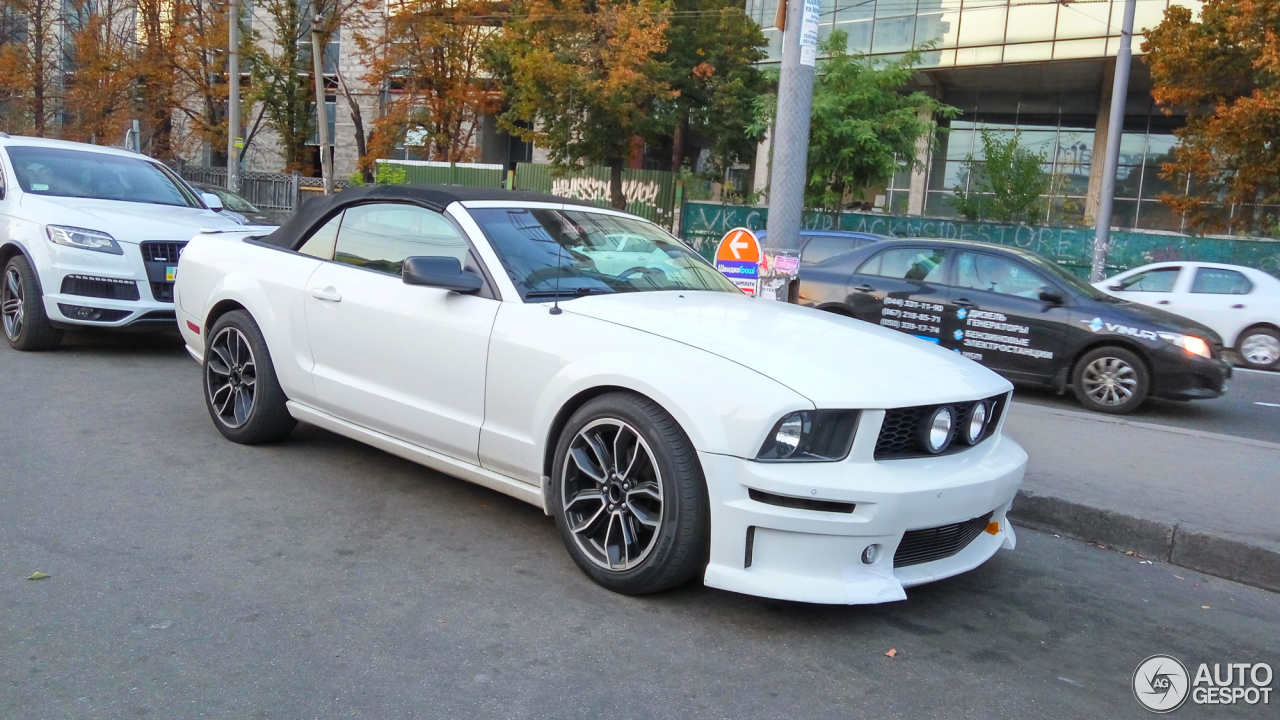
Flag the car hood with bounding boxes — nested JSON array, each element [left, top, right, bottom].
[[1087, 295, 1224, 344], [20, 194, 241, 243], [564, 291, 1012, 408]]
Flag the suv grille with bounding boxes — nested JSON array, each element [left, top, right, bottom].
[[138, 241, 187, 304], [61, 275, 140, 301], [874, 393, 1007, 460], [894, 511, 994, 568]]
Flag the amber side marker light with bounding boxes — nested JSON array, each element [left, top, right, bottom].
[[985, 521, 1000, 535]]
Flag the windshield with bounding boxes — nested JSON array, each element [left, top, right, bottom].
[[469, 207, 740, 300], [7, 145, 201, 208], [1023, 253, 1116, 301]]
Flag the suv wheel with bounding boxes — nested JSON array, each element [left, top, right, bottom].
[[2, 255, 63, 351], [551, 392, 709, 595], [1071, 346, 1149, 414]]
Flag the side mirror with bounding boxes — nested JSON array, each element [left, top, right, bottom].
[[1107, 284, 1123, 291], [403, 256, 483, 294], [1039, 289, 1065, 305], [201, 192, 224, 212]]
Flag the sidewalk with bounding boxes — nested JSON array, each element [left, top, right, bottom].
[[1003, 402, 1280, 592]]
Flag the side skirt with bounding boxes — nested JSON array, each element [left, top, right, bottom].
[[285, 401, 546, 511]]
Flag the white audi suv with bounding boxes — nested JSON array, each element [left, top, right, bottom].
[[0, 136, 244, 350]]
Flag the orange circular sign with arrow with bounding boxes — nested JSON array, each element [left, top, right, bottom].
[[715, 228, 762, 264]]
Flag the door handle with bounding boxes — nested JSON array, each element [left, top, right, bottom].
[[954, 298, 975, 308], [852, 284, 876, 293], [1157, 300, 1170, 305], [309, 287, 342, 302], [1232, 304, 1245, 309]]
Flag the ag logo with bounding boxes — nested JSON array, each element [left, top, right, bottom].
[[956, 307, 968, 320], [1134, 655, 1190, 713], [1089, 317, 1104, 333]]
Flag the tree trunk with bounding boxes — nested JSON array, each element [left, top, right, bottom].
[[671, 113, 688, 172], [335, 67, 373, 183], [609, 159, 626, 210]]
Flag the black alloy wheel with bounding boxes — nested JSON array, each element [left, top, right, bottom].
[[202, 310, 296, 443], [2, 255, 62, 351]]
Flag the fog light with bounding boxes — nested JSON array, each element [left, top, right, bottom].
[[861, 544, 881, 564], [919, 406, 955, 454], [961, 402, 988, 445]]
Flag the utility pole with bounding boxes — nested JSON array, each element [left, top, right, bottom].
[[227, 0, 241, 193], [1090, 0, 1137, 282], [311, 14, 333, 195], [760, 0, 820, 301]]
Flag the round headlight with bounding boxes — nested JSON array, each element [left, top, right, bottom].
[[962, 402, 988, 445], [921, 406, 954, 454], [773, 413, 806, 458]]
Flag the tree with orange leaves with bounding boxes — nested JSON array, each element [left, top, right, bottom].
[[0, 0, 64, 136], [1144, 0, 1280, 235], [486, 0, 675, 209], [354, 0, 499, 175], [61, 0, 136, 146]]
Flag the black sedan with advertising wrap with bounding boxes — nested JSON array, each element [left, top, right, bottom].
[[797, 238, 1232, 414]]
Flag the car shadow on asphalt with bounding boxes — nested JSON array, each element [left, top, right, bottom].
[[54, 328, 188, 356]]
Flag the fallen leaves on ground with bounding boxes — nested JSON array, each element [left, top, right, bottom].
[[884, 649, 897, 658], [27, 571, 50, 580]]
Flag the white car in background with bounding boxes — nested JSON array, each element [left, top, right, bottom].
[[0, 136, 244, 350], [1095, 262, 1280, 370], [175, 185, 1027, 605]]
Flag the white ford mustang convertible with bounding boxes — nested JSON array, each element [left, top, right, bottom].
[[175, 186, 1027, 604]]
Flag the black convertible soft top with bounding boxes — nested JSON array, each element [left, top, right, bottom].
[[257, 184, 608, 251]]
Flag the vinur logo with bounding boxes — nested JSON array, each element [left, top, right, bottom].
[[1086, 317, 1158, 340]]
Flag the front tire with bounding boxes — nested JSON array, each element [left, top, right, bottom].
[[1237, 327, 1280, 371], [2, 255, 63, 351], [1071, 346, 1149, 414], [203, 310, 296, 443], [552, 392, 709, 595]]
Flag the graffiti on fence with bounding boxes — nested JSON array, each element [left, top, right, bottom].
[[551, 177, 662, 207], [681, 201, 1280, 278]]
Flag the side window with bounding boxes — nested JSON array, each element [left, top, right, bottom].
[[1116, 267, 1180, 292], [1190, 268, 1253, 295], [801, 236, 860, 265], [333, 203, 471, 276], [297, 212, 343, 259], [858, 247, 949, 282], [956, 252, 1050, 299]]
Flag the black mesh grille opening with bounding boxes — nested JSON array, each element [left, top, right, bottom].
[[748, 489, 855, 514], [875, 393, 1007, 460], [894, 511, 994, 568], [60, 275, 140, 301], [150, 282, 175, 303], [140, 242, 185, 263]]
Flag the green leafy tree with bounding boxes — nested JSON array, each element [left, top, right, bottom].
[[786, 30, 956, 211], [657, 0, 768, 176], [486, 0, 674, 209], [949, 129, 1052, 223]]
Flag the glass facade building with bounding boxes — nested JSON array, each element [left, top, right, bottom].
[[744, 0, 1209, 231]]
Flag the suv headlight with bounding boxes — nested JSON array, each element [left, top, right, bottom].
[[46, 225, 123, 255], [1157, 331, 1211, 359], [757, 410, 860, 462]]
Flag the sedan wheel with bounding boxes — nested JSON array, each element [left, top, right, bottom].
[[552, 392, 709, 595], [201, 309, 296, 444], [562, 419, 664, 571], [1071, 346, 1149, 415], [206, 326, 257, 429], [1238, 329, 1280, 370]]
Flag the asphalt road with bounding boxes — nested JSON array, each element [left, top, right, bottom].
[[3, 331, 1278, 719], [1013, 368, 1280, 444]]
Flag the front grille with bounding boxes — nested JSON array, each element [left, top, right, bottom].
[[894, 511, 994, 568], [875, 393, 1007, 460], [140, 241, 185, 263], [61, 275, 140, 301], [138, 241, 187, 305]]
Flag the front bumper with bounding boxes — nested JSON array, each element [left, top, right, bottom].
[[1148, 345, 1232, 401], [699, 419, 1026, 605], [39, 241, 180, 330]]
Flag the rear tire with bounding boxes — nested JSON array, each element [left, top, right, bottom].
[[551, 392, 709, 595], [1071, 346, 1149, 414], [2, 255, 63, 351], [203, 310, 296, 443], [1237, 327, 1280, 371]]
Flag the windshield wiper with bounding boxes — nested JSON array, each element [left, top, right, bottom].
[[524, 287, 614, 299]]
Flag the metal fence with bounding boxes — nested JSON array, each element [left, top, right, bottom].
[[681, 201, 1280, 279], [376, 159, 505, 188], [177, 164, 302, 213]]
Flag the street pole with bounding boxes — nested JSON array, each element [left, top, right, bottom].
[[760, 0, 820, 301], [1090, 0, 1136, 282], [227, 0, 241, 194], [311, 15, 333, 195]]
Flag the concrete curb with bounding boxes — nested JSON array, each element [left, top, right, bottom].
[[1009, 489, 1280, 594]]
